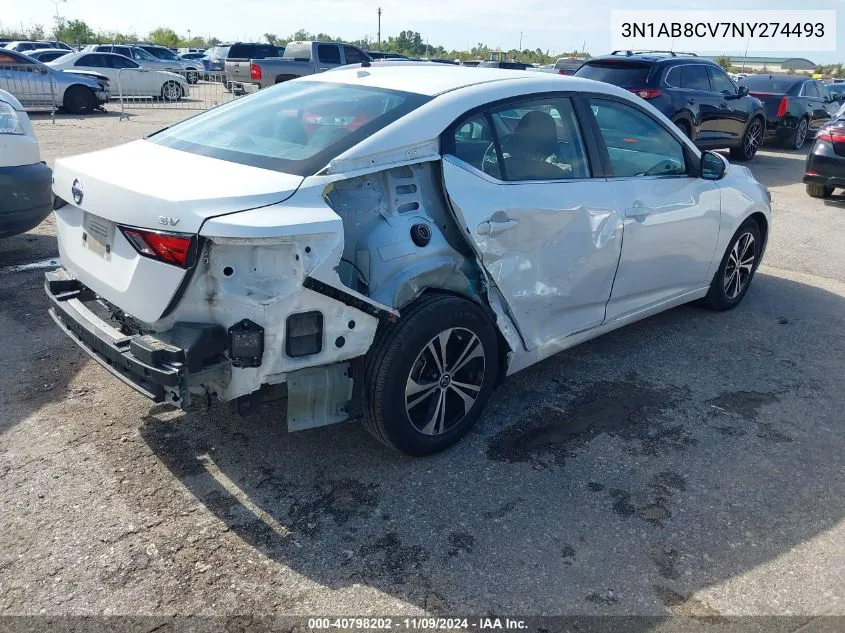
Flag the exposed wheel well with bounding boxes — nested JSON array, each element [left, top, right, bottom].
[[748, 211, 768, 247], [274, 74, 298, 84]]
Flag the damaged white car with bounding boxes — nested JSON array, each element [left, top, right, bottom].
[[47, 65, 771, 455]]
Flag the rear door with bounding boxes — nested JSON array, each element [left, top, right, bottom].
[[666, 63, 721, 143], [442, 95, 624, 350], [585, 97, 721, 320]]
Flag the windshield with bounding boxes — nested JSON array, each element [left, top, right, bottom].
[[575, 61, 651, 87], [147, 81, 430, 175]]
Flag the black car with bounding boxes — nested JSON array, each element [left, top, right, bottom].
[[803, 106, 845, 198], [575, 51, 766, 160], [740, 75, 841, 150], [477, 60, 534, 70]]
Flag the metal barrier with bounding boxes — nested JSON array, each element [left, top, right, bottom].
[[116, 69, 245, 120], [0, 64, 57, 123]]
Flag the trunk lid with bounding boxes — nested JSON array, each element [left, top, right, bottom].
[[747, 91, 788, 121], [52, 140, 302, 324]]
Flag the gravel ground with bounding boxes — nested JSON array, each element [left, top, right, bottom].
[[0, 101, 843, 623]]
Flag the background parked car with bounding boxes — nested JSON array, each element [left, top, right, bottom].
[[4, 40, 72, 52], [133, 44, 203, 82], [49, 52, 187, 101], [803, 108, 845, 198], [366, 51, 409, 60], [26, 48, 73, 63], [0, 88, 52, 238], [740, 74, 840, 149], [477, 60, 534, 70], [83, 44, 200, 83], [244, 40, 369, 90], [575, 52, 766, 160], [222, 42, 288, 92], [553, 57, 585, 75], [0, 48, 108, 114]]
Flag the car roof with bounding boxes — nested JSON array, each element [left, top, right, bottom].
[[589, 52, 713, 65], [307, 64, 571, 96]]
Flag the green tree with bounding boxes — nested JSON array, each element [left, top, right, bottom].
[[715, 55, 733, 72], [148, 27, 180, 48], [53, 18, 96, 45], [264, 33, 279, 45]]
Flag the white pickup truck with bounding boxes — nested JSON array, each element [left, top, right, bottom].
[[245, 40, 371, 90]]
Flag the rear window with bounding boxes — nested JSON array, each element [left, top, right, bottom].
[[575, 61, 651, 87], [740, 75, 802, 94], [147, 81, 430, 176], [283, 42, 311, 60], [227, 44, 278, 59]]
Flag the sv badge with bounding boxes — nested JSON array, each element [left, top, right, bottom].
[[158, 216, 180, 226]]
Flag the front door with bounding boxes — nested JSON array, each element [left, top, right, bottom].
[[585, 97, 722, 320], [442, 96, 624, 350]]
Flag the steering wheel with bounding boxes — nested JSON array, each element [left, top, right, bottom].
[[481, 142, 501, 177]]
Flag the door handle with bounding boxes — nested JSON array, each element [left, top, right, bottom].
[[626, 202, 651, 221], [477, 218, 519, 235]]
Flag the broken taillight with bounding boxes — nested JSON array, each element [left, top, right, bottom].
[[119, 226, 196, 268]]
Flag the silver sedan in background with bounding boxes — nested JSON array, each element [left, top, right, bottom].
[[0, 48, 109, 114]]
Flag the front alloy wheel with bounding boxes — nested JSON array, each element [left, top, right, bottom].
[[701, 218, 762, 310], [362, 294, 499, 455], [731, 119, 763, 161]]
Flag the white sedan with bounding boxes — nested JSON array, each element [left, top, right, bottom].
[[46, 65, 771, 455], [48, 51, 187, 101]]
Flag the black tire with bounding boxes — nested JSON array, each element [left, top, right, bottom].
[[730, 117, 764, 161], [674, 119, 692, 140], [786, 117, 809, 150], [63, 85, 97, 115], [806, 183, 834, 199], [161, 81, 184, 102], [362, 294, 499, 456], [700, 218, 762, 311], [186, 70, 199, 84]]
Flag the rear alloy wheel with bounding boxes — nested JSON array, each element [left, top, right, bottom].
[[161, 80, 184, 102], [362, 294, 499, 456], [806, 183, 834, 199], [788, 118, 809, 150], [186, 70, 199, 84], [63, 85, 97, 115], [701, 219, 762, 311], [731, 118, 763, 161]]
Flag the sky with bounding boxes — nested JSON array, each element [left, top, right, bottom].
[[2, 0, 843, 63]]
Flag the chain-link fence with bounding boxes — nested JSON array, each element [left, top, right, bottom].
[[116, 69, 244, 120], [0, 64, 57, 122]]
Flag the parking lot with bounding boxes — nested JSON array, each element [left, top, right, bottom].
[[0, 105, 843, 620]]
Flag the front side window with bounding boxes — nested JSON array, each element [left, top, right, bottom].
[[589, 98, 686, 178], [343, 46, 367, 64], [708, 67, 737, 95], [491, 97, 590, 181], [148, 81, 429, 175], [670, 65, 710, 91], [76, 54, 107, 68], [318, 45, 341, 64]]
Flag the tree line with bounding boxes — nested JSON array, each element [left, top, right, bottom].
[[0, 20, 587, 64]]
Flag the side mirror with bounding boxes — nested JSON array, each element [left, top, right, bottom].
[[738, 85, 749, 97], [701, 151, 727, 180]]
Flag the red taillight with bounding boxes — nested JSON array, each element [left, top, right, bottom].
[[628, 88, 662, 100], [120, 227, 195, 268], [250, 63, 261, 80], [776, 96, 789, 119], [816, 128, 845, 143]]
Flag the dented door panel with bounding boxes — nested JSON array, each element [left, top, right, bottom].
[[442, 157, 624, 350]]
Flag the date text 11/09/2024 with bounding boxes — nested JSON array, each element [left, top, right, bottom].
[[307, 618, 528, 630]]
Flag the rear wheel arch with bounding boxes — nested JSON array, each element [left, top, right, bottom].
[[274, 74, 298, 84]]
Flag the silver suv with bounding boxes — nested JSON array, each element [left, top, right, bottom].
[[83, 44, 200, 83]]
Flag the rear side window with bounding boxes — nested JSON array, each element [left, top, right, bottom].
[[113, 47, 132, 58], [76, 54, 108, 68], [667, 65, 710, 91], [588, 98, 686, 178], [576, 61, 651, 87], [318, 45, 341, 64], [251, 44, 280, 59], [451, 114, 501, 178], [801, 81, 819, 98], [227, 44, 255, 59]]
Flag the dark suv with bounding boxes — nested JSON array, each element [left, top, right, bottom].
[[575, 51, 766, 161]]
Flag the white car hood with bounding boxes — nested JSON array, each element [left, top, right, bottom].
[[52, 140, 303, 233]]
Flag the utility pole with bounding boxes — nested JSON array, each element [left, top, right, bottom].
[[377, 7, 382, 50], [50, 0, 67, 23], [187, 28, 192, 44], [519, 31, 523, 51]]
